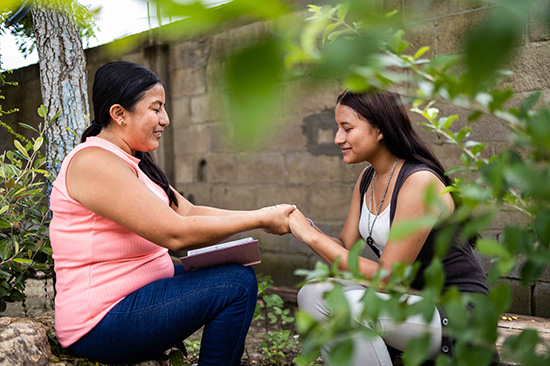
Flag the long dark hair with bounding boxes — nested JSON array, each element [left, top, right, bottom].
[[337, 89, 450, 185], [81, 61, 178, 207]]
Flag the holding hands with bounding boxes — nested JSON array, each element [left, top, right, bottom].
[[259, 204, 297, 235], [289, 209, 317, 244]]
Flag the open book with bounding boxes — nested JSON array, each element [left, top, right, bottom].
[[180, 237, 261, 272]]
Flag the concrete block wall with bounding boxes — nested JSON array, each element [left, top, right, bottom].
[[1, 0, 549, 316]]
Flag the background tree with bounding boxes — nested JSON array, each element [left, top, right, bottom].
[[31, 0, 89, 174]]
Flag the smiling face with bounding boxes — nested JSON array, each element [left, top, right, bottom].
[[334, 103, 382, 164], [121, 83, 169, 154]]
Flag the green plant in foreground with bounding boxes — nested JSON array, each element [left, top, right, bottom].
[[0, 104, 56, 314], [253, 274, 298, 365]]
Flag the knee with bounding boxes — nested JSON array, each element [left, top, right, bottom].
[[225, 264, 258, 297], [297, 281, 333, 322]]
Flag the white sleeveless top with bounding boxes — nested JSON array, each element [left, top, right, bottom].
[[358, 194, 391, 254]]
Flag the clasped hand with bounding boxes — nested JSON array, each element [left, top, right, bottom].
[[259, 204, 296, 235]]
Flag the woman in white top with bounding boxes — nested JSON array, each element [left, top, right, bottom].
[[289, 90, 491, 365]]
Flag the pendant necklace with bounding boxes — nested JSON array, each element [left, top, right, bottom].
[[366, 157, 400, 247]]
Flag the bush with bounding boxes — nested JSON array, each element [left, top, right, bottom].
[[0, 104, 55, 314]]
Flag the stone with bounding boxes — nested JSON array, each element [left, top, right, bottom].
[[436, 10, 487, 55], [285, 153, 342, 184], [0, 316, 52, 366]]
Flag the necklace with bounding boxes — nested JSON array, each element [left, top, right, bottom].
[[366, 157, 400, 247]]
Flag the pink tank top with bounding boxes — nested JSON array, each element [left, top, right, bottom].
[[49, 136, 175, 347]]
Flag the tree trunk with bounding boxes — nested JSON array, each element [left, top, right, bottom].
[[31, 0, 89, 175]]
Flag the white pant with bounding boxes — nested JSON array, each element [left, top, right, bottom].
[[297, 279, 442, 366]]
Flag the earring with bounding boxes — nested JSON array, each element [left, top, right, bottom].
[[121, 121, 127, 127]]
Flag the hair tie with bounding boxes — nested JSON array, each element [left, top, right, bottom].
[[91, 119, 102, 127]]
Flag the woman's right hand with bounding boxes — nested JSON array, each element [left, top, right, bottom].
[[288, 209, 317, 244], [259, 204, 296, 235]]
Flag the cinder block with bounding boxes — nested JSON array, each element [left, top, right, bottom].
[[209, 122, 234, 153], [235, 152, 285, 185], [285, 153, 342, 184], [282, 79, 342, 116], [528, 1, 550, 43], [256, 186, 308, 211], [209, 21, 272, 61], [205, 61, 225, 93], [256, 251, 312, 287], [260, 114, 308, 153], [436, 10, 487, 55], [309, 185, 355, 220], [404, 21, 436, 59], [492, 210, 531, 230], [175, 182, 212, 205], [496, 278, 532, 315], [205, 154, 236, 183], [503, 43, 550, 93], [173, 123, 212, 156], [170, 38, 211, 71], [191, 94, 224, 124], [174, 157, 199, 184], [211, 185, 257, 210], [170, 96, 191, 128], [171, 68, 207, 97], [402, 0, 451, 21], [533, 281, 550, 318]]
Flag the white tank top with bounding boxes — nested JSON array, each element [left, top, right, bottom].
[[358, 193, 391, 255]]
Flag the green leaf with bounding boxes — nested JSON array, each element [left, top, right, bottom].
[[168, 349, 185, 366], [13, 258, 33, 264], [37, 105, 47, 118], [18, 123, 38, 133], [347, 239, 365, 276], [33, 136, 44, 151], [468, 110, 483, 122], [403, 333, 431, 366], [322, 22, 341, 44], [13, 140, 29, 159], [327, 337, 353, 366], [413, 46, 430, 60], [0, 218, 11, 229], [465, 4, 524, 90], [0, 240, 12, 260], [307, 5, 321, 13], [477, 238, 510, 258], [336, 3, 349, 20]]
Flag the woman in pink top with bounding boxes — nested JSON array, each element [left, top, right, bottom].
[[49, 61, 295, 365]]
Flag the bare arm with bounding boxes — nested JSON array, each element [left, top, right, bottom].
[[378, 171, 454, 271], [170, 189, 264, 218], [66, 148, 295, 251], [289, 170, 453, 280]]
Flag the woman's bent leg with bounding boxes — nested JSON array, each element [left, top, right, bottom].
[[298, 280, 393, 366], [67, 264, 257, 365]]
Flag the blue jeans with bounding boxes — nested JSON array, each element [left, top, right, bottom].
[[67, 264, 258, 365]]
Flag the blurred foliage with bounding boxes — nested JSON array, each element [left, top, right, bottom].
[[0, 0, 98, 59], [139, 0, 550, 364]]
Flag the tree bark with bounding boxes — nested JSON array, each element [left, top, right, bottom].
[[31, 0, 89, 175]]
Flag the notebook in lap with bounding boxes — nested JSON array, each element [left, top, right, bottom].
[[180, 237, 261, 272]]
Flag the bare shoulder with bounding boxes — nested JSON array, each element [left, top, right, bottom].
[[398, 169, 454, 213], [401, 169, 446, 191], [68, 147, 136, 177]]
